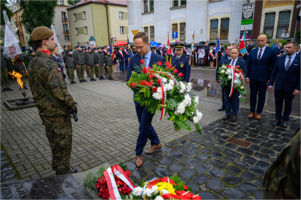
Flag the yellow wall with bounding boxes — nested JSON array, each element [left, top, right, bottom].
[[108, 5, 128, 42], [91, 4, 109, 46]]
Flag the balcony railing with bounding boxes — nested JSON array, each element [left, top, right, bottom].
[[63, 29, 69, 33], [62, 17, 68, 22]]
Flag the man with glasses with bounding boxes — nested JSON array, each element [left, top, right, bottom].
[[126, 32, 164, 167], [216, 45, 233, 111], [171, 42, 191, 82], [246, 34, 277, 120]]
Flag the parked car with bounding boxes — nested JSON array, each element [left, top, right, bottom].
[[21, 46, 31, 52]]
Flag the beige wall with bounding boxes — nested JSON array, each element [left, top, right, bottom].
[[54, 5, 72, 49], [91, 4, 109, 46], [67, 4, 94, 47], [108, 5, 128, 42]]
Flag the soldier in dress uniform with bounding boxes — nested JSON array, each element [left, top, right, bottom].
[[97, 47, 105, 80], [171, 42, 191, 82], [28, 26, 77, 175], [105, 53, 114, 80], [86, 47, 96, 81], [65, 50, 76, 84], [75, 46, 87, 83]]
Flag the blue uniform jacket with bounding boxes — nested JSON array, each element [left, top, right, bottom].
[[117, 51, 125, 62], [247, 46, 277, 82], [171, 55, 191, 82], [268, 54, 300, 92], [126, 51, 164, 82], [123, 49, 128, 65]]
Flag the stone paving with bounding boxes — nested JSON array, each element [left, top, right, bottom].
[[1, 72, 222, 181], [125, 107, 300, 199]]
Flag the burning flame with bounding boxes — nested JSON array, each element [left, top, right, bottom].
[[8, 70, 24, 90]]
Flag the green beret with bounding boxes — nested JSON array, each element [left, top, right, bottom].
[[31, 26, 54, 41]]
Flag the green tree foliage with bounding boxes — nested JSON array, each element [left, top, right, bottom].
[[20, 1, 57, 34], [296, 29, 300, 44], [67, 0, 81, 6], [1, 0, 14, 39]]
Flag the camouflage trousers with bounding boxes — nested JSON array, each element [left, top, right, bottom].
[[41, 115, 72, 175], [76, 65, 85, 80], [1, 68, 10, 88], [107, 66, 113, 78]]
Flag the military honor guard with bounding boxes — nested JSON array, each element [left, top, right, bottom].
[[268, 41, 300, 128], [85, 47, 97, 81], [171, 42, 191, 83], [75, 46, 87, 83], [105, 53, 114, 80], [97, 47, 105, 80], [65, 49, 76, 84]]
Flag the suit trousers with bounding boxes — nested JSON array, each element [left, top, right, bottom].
[[119, 60, 124, 71], [275, 87, 295, 121], [223, 86, 240, 116], [221, 85, 226, 109], [76, 65, 85, 80], [198, 58, 204, 66], [135, 101, 160, 156], [250, 80, 267, 114], [1, 68, 10, 88]]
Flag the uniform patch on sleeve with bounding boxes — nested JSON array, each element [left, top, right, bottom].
[[58, 68, 62, 72]]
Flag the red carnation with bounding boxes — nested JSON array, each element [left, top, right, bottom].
[[226, 65, 231, 68], [158, 61, 162, 66], [121, 186, 132, 195], [157, 79, 160, 84], [165, 61, 171, 66], [99, 177, 106, 186], [99, 187, 106, 193], [152, 87, 157, 92], [95, 183, 101, 188], [140, 59, 145, 64], [178, 72, 183, 77], [174, 69, 178, 73], [130, 82, 136, 88], [98, 193, 102, 197], [142, 68, 148, 74], [125, 170, 131, 177], [167, 65, 173, 70], [102, 192, 109, 199]]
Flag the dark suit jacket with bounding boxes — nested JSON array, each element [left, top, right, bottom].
[[247, 46, 277, 82], [247, 44, 254, 53], [126, 51, 164, 82], [268, 54, 300, 92], [224, 57, 247, 75], [171, 55, 191, 82], [216, 54, 230, 80]]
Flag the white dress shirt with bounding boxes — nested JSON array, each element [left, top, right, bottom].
[[230, 58, 238, 66], [257, 45, 267, 59]]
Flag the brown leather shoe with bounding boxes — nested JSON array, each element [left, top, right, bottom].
[[145, 143, 162, 154], [135, 155, 143, 168], [231, 116, 237, 122], [222, 115, 230, 120], [248, 112, 255, 119], [255, 113, 261, 120]]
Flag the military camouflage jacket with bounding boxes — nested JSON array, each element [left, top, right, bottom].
[[65, 54, 75, 68], [1, 49, 9, 69], [75, 51, 85, 65], [263, 130, 300, 199], [86, 52, 95, 66], [28, 51, 76, 116], [23, 53, 35, 67], [105, 54, 113, 66], [97, 51, 105, 66]]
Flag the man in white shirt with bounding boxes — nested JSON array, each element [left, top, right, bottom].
[[198, 47, 205, 67], [281, 29, 290, 39]]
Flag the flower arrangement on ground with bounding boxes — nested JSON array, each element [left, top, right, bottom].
[[130, 175, 201, 200], [83, 163, 135, 199], [218, 64, 247, 97], [127, 61, 202, 134]]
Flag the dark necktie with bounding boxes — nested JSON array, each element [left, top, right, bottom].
[[176, 56, 179, 61], [257, 48, 262, 61], [142, 56, 146, 68], [231, 60, 235, 65], [285, 56, 292, 71]]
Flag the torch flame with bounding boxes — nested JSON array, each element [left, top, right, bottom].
[[8, 70, 24, 90]]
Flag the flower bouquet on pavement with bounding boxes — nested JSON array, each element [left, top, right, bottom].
[[131, 175, 201, 200], [127, 61, 202, 134], [218, 64, 247, 97]]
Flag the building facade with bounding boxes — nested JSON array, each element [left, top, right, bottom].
[[128, 0, 254, 45], [67, 0, 128, 47], [54, 0, 72, 49], [252, 0, 300, 40]]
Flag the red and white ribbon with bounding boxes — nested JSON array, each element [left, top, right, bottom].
[[113, 164, 135, 190], [229, 66, 235, 97], [104, 167, 121, 200], [152, 74, 166, 121], [155, 71, 179, 85]]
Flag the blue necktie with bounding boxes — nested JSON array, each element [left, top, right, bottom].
[[231, 60, 235, 65], [257, 48, 262, 61], [285, 56, 292, 71]]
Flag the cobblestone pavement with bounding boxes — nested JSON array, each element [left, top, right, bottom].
[[1, 72, 222, 181], [125, 107, 300, 199]]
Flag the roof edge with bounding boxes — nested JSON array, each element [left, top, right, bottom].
[[66, 1, 127, 10]]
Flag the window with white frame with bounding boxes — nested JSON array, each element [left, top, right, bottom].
[[73, 14, 77, 21], [75, 28, 78, 35], [83, 11, 86, 20], [144, 27, 149, 36], [119, 12, 124, 19], [172, 0, 186, 7], [143, 0, 154, 13], [264, 12, 276, 38], [85, 26, 88, 35], [210, 19, 218, 40], [150, 26, 154, 41], [61, 12, 67, 21], [276, 11, 291, 38], [120, 26, 125, 34], [63, 24, 68, 33], [220, 18, 229, 40], [180, 23, 186, 42], [60, 0, 64, 5], [65, 35, 69, 41]]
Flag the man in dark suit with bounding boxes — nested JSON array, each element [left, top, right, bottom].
[[216, 45, 233, 111], [246, 34, 277, 120], [126, 32, 164, 167], [221, 48, 247, 122], [171, 42, 191, 82], [268, 41, 300, 128], [247, 40, 254, 53]]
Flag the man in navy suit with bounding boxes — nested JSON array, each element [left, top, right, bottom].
[[126, 32, 164, 167], [246, 34, 277, 119], [221, 48, 247, 122], [268, 41, 300, 128], [216, 45, 233, 111], [171, 42, 191, 82]]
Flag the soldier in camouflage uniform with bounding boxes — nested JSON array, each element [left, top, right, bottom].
[[65, 50, 76, 84], [28, 26, 77, 175], [1, 46, 13, 91], [23, 50, 35, 68], [105, 53, 114, 80], [62, 45, 69, 78], [75, 47, 87, 83], [85, 47, 96, 81], [97, 47, 105, 80], [12, 53, 28, 89], [263, 130, 300, 199]]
